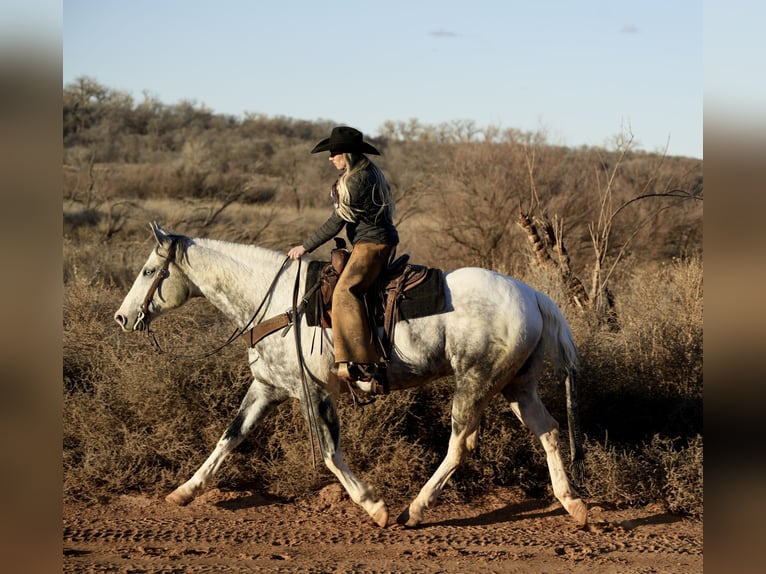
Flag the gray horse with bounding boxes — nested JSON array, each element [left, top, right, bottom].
[[114, 223, 587, 528]]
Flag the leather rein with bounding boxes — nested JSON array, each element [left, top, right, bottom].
[[142, 238, 311, 359], [140, 238, 328, 466]]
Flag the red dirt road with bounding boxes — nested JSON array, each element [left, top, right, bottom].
[[63, 485, 702, 573]]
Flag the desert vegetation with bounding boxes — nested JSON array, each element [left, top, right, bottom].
[[63, 78, 703, 519]]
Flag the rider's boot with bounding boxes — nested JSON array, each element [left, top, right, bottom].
[[333, 362, 389, 395]]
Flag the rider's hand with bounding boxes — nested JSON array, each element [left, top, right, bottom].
[[287, 245, 307, 260]]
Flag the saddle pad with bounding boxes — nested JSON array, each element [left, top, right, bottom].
[[303, 261, 446, 327], [397, 267, 446, 320]]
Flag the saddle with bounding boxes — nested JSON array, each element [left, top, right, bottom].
[[304, 241, 446, 360]]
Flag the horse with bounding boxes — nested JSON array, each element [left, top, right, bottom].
[[114, 223, 588, 528]]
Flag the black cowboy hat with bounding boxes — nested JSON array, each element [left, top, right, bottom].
[[310, 126, 381, 155]]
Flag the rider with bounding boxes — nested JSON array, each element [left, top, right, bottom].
[[287, 126, 399, 393]]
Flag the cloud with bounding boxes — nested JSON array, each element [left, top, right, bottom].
[[429, 29, 459, 38], [621, 24, 639, 34]]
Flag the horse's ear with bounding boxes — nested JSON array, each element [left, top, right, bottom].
[[150, 222, 170, 248]]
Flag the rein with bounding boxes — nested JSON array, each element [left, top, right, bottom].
[[144, 241, 292, 360], [142, 242, 324, 467], [292, 258, 320, 468]]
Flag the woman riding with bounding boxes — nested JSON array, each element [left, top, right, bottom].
[[287, 126, 399, 392]]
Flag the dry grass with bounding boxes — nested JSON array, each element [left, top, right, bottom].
[[582, 435, 703, 518], [63, 236, 702, 516]]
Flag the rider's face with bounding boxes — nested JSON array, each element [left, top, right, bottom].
[[329, 152, 347, 171]]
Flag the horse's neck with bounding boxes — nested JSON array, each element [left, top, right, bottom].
[[182, 238, 294, 327]]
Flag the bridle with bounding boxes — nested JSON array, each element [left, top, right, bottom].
[[137, 239, 337, 466], [139, 237, 296, 360], [140, 239, 178, 320]]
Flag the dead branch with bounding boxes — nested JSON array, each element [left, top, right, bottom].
[[517, 212, 552, 266], [517, 211, 589, 310], [201, 192, 242, 229], [101, 200, 137, 240], [551, 215, 589, 309]]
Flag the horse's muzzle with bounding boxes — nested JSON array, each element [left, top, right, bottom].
[[114, 310, 147, 332]]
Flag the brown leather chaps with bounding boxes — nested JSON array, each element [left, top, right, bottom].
[[332, 241, 392, 365]]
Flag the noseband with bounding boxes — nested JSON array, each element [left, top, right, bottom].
[[141, 239, 178, 318]]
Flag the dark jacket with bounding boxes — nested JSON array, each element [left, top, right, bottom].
[[302, 164, 399, 253]]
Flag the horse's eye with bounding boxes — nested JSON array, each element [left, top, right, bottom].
[[143, 268, 155, 277]]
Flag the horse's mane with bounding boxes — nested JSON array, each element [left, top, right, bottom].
[[191, 237, 291, 270]]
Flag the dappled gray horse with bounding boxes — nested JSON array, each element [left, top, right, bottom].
[[114, 223, 587, 528]]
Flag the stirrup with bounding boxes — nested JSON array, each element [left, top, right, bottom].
[[333, 362, 388, 395]]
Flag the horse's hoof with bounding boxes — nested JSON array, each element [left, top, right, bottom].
[[396, 506, 421, 528], [371, 503, 389, 527], [165, 489, 192, 506], [570, 499, 588, 527]]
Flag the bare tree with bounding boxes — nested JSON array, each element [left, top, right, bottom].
[[433, 142, 526, 269], [516, 138, 591, 310], [518, 131, 702, 325]]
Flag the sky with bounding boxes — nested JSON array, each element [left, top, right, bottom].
[[46, 1, 734, 160]]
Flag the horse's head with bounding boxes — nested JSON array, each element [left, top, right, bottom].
[[114, 222, 194, 332]]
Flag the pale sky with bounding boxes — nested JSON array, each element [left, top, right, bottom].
[[54, 1, 722, 159]]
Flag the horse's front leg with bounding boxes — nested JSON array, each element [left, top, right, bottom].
[[166, 379, 287, 506], [307, 388, 389, 527]]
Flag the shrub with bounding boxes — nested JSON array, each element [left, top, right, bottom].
[[582, 435, 703, 518]]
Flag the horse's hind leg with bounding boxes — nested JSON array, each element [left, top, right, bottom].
[[503, 385, 588, 526], [306, 389, 388, 527], [397, 389, 485, 528], [166, 379, 286, 506]]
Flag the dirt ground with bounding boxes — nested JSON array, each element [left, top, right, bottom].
[[63, 485, 702, 573]]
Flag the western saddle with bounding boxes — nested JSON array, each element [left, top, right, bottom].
[[241, 239, 445, 372]]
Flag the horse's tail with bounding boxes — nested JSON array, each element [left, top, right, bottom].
[[535, 291, 585, 486]]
